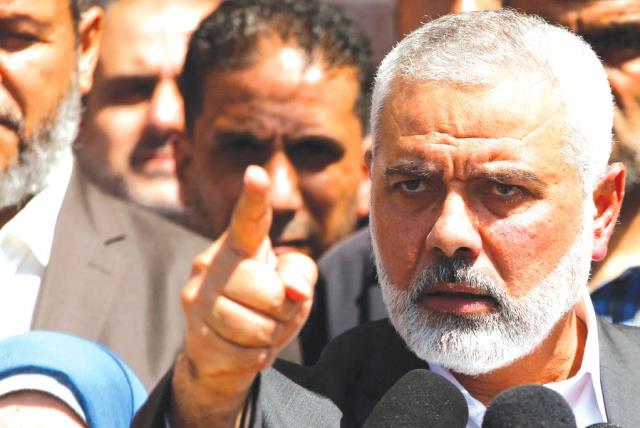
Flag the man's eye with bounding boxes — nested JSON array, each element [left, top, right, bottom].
[[288, 137, 344, 172], [491, 183, 520, 197], [0, 33, 38, 52], [400, 179, 426, 193], [108, 80, 156, 105]]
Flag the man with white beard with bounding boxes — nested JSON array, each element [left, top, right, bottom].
[[0, 0, 208, 389], [132, 9, 640, 428]]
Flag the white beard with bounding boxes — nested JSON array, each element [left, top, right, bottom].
[[372, 208, 593, 376], [0, 77, 81, 210]]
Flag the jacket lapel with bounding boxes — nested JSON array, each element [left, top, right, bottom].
[[598, 317, 640, 426], [32, 166, 131, 341]]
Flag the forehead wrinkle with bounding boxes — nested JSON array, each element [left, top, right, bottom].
[[519, 112, 565, 147], [383, 159, 440, 183], [211, 105, 313, 145], [215, 94, 335, 141]]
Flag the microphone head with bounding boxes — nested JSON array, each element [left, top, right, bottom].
[[364, 369, 468, 428], [482, 384, 576, 428]]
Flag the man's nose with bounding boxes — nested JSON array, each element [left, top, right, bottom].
[[448, 0, 502, 13], [265, 151, 304, 213], [425, 191, 482, 259], [148, 79, 184, 132]]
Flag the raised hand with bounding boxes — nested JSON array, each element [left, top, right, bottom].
[[171, 166, 317, 428]]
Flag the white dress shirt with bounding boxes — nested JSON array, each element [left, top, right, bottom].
[[0, 151, 72, 340], [430, 288, 607, 428]]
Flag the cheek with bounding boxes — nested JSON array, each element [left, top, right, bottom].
[[91, 105, 148, 153], [484, 206, 581, 297], [0, 128, 19, 171], [371, 190, 430, 291], [299, 162, 361, 224], [11, 42, 76, 137]]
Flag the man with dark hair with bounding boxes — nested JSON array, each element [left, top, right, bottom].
[[75, 0, 219, 222], [175, 0, 373, 259], [0, 0, 208, 388]]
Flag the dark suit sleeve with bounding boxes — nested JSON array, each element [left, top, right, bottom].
[[131, 369, 173, 428], [131, 364, 343, 428], [299, 274, 328, 365], [132, 320, 420, 428]]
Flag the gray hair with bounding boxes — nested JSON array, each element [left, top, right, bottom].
[[371, 9, 613, 193]]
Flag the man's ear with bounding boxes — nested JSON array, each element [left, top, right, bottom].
[[356, 135, 372, 218], [173, 133, 194, 209], [76, 6, 103, 95], [592, 162, 625, 261]]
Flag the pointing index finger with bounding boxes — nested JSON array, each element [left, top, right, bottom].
[[227, 165, 273, 258]]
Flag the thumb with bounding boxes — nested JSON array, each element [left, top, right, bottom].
[[277, 252, 318, 302], [227, 165, 273, 258]]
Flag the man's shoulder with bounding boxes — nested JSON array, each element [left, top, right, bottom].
[[124, 200, 209, 254], [61, 167, 209, 255], [42, 166, 210, 388], [597, 315, 640, 344], [267, 320, 424, 426], [596, 315, 640, 372]]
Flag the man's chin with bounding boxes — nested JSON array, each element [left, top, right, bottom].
[[400, 316, 532, 377], [133, 163, 176, 180]]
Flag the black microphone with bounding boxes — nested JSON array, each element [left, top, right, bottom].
[[363, 369, 468, 428], [482, 384, 576, 428]]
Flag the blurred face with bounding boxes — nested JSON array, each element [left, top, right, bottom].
[[508, 0, 640, 183], [370, 78, 595, 374], [78, 0, 217, 213], [0, 0, 96, 209], [179, 39, 367, 258], [403, 0, 501, 18], [396, 0, 502, 36]]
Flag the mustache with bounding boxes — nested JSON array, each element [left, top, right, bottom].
[[409, 258, 506, 307]]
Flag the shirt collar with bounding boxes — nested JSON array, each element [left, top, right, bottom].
[[0, 149, 73, 267]]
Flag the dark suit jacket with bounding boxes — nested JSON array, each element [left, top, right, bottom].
[[301, 227, 387, 364], [31, 166, 210, 389], [133, 317, 640, 427]]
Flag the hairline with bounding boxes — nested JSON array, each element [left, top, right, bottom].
[[184, 34, 369, 135], [370, 11, 614, 195]]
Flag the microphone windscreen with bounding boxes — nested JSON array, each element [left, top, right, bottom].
[[482, 384, 576, 428], [585, 424, 621, 427], [363, 369, 468, 428]]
